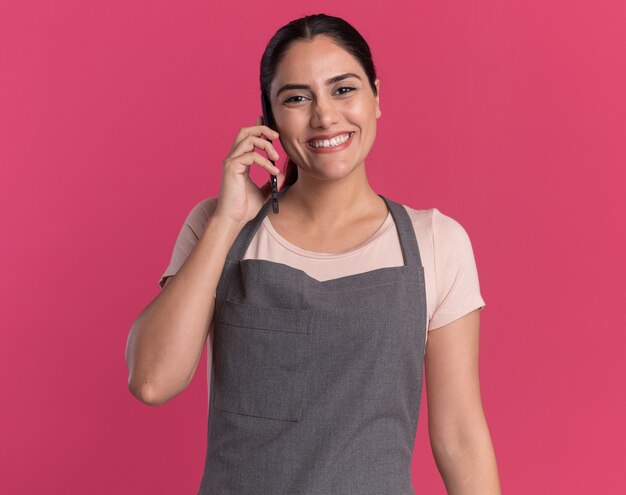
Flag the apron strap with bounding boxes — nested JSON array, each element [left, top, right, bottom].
[[226, 186, 287, 262], [379, 195, 424, 269]]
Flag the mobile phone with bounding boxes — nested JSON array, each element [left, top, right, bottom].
[[261, 92, 279, 214]]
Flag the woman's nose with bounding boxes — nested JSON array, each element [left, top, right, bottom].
[[310, 96, 339, 128]]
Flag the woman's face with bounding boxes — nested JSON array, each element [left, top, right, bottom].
[[270, 35, 381, 183]]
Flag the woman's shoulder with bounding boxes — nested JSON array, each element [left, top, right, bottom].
[[399, 204, 470, 242], [397, 203, 480, 272], [182, 197, 219, 237], [398, 203, 485, 328]]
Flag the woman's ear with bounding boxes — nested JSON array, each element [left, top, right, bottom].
[[374, 79, 381, 119]]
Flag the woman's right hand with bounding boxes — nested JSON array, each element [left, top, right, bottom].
[[214, 116, 286, 226]]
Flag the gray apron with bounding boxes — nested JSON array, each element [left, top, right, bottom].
[[198, 186, 427, 494]]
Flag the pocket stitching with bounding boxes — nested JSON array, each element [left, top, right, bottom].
[[218, 299, 310, 334]]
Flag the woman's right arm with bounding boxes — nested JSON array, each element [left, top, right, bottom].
[[126, 213, 244, 406], [125, 116, 283, 406]]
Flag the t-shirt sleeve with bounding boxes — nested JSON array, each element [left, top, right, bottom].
[[429, 208, 486, 330], [157, 197, 218, 288]]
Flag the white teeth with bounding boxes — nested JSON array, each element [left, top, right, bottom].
[[310, 133, 351, 148]]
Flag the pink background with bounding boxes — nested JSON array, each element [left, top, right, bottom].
[[1, 1, 624, 493]]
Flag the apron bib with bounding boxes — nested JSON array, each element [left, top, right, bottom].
[[198, 186, 427, 494]]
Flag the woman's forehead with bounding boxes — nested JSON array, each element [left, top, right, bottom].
[[272, 37, 364, 88]]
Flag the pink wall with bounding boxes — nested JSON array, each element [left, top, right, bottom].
[[1, 1, 624, 493]]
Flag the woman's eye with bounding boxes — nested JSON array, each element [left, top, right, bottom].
[[283, 95, 306, 104], [336, 86, 356, 95]]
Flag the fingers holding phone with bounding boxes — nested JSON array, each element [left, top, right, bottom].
[[215, 117, 283, 226]]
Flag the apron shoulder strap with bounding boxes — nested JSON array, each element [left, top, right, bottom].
[[379, 195, 424, 269]]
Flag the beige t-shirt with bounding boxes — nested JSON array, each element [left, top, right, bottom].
[[159, 197, 486, 351]]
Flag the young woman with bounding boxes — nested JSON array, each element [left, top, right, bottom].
[[126, 13, 501, 494]]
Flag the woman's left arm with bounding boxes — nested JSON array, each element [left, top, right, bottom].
[[424, 308, 501, 494]]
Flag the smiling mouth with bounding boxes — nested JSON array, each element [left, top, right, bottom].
[[307, 132, 354, 149]]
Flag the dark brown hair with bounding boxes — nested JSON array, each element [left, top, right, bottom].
[[260, 14, 378, 188]]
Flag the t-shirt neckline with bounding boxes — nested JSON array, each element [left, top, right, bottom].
[[261, 211, 394, 259]]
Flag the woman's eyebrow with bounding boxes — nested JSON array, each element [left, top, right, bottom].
[[275, 73, 362, 98]]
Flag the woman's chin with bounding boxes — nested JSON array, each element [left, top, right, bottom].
[[301, 163, 364, 183]]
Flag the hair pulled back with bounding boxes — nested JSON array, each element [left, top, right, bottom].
[[260, 14, 378, 188]]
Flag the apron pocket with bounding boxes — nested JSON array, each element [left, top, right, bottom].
[[214, 300, 311, 422]]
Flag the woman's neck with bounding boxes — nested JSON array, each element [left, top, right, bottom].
[[273, 168, 385, 231]]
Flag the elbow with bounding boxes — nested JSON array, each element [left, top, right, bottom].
[[128, 377, 152, 405], [128, 374, 180, 406], [126, 329, 167, 406], [429, 416, 493, 465], [125, 327, 191, 406], [128, 377, 163, 406]]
